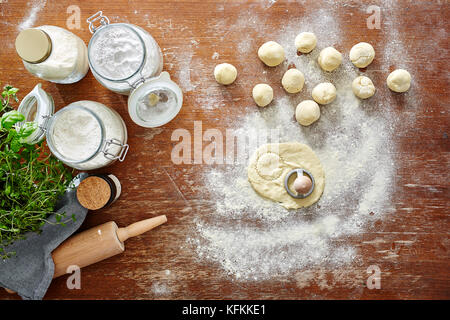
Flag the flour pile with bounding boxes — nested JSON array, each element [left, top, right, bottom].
[[189, 2, 412, 280], [191, 92, 395, 279]]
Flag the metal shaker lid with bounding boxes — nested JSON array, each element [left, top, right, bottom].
[[15, 29, 52, 63]]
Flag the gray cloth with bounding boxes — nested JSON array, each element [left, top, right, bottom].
[[0, 188, 88, 300]]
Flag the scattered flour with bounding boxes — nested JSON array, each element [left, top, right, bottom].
[[175, 46, 195, 92], [18, 0, 47, 31], [163, 45, 195, 92], [261, 0, 278, 9], [189, 3, 415, 281], [135, 127, 164, 141], [192, 84, 395, 279], [151, 282, 171, 296], [144, 16, 199, 93]]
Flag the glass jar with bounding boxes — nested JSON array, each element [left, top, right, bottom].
[[75, 173, 122, 210], [15, 26, 89, 84], [86, 12, 183, 128], [17, 84, 129, 170], [86, 11, 163, 95]]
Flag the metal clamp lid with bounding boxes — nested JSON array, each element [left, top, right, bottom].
[[128, 70, 146, 90], [87, 11, 110, 33], [102, 138, 129, 162]]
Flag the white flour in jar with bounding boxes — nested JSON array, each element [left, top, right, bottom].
[[88, 24, 163, 95], [89, 26, 145, 80], [51, 101, 127, 170], [23, 25, 89, 83], [51, 108, 102, 162]]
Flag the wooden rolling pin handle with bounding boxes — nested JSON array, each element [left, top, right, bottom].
[[117, 215, 167, 242], [1, 216, 168, 291]]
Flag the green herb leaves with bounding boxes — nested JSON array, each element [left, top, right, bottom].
[[1, 85, 18, 114], [0, 110, 25, 129], [0, 85, 74, 259]]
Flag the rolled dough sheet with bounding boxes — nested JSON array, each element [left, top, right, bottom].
[[247, 142, 325, 209]]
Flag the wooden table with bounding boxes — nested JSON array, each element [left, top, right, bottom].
[[0, 0, 448, 300]]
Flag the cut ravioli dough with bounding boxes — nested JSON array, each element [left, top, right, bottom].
[[247, 142, 325, 209]]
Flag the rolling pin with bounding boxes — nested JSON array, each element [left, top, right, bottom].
[[3, 215, 167, 293], [52, 215, 167, 278]]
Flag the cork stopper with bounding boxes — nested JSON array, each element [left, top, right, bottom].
[[76, 176, 112, 210], [15, 29, 52, 63]]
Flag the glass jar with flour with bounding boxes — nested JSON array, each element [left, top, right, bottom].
[[15, 26, 89, 84], [17, 84, 129, 170], [86, 12, 183, 128]]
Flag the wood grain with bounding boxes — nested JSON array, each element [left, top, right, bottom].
[[0, 0, 449, 299]]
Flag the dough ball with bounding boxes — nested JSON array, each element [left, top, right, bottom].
[[214, 63, 237, 85], [252, 83, 273, 107], [294, 175, 313, 194], [318, 47, 342, 72], [311, 82, 337, 104], [294, 32, 317, 53], [349, 42, 375, 68], [258, 41, 285, 67], [387, 69, 411, 93], [295, 100, 320, 126], [352, 76, 376, 99], [281, 68, 305, 93]]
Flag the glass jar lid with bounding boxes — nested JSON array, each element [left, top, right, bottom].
[[17, 83, 54, 144], [128, 72, 183, 128], [87, 12, 146, 82]]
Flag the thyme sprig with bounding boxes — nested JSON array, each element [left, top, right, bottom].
[[0, 85, 74, 259]]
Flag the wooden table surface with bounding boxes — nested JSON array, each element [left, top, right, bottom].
[[0, 0, 448, 300]]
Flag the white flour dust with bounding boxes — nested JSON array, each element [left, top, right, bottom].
[[147, 17, 199, 93], [261, 0, 278, 9], [18, 0, 47, 31], [150, 282, 171, 296], [189, 3, 416, 281], [163, 45, 196, 93]]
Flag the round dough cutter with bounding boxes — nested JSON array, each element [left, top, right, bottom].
[[284, 168, 315, 199]]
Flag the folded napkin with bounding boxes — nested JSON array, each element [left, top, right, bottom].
[[0, 181, 88, 300]]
